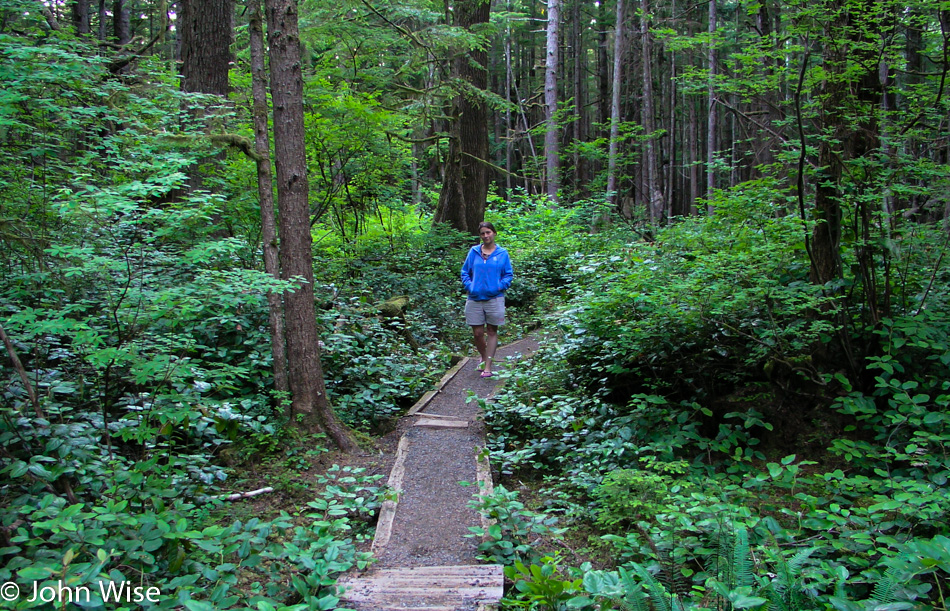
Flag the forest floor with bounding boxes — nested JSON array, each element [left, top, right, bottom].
[[330, 337, 541, 609], [222, 337, 540, 608]]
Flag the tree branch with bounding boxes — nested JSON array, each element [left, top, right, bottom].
[[461, 151, 540, 184], [0, 322, 42, 419], [385, 131, 446, 145]]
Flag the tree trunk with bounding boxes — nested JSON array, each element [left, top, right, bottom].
[[755, 2, 778, 170], [179, 0, 232, 96], [688, 17, 700, 215], [706, 0, 718, 210], [606, 0, 625, 212], [571, 0, 589, 198], [433, 0, 491, 235], [71, 0, 90, 35], [544, 0, 561, 202], [177, 0, 232, 199], [113, 0, 130, 45], [663, 0, 677, 219], [265, 0, 358, 452], [97, 0, 107, 40], [597, 0, 611, 184], [504, 8, 514, 199], [249, 0, 290, 397], [640, 0, 662, 223]]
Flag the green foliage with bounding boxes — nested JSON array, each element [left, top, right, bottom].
[[467, 485, 565, 566], [562, 180, 834, 403], [504, 528, 826, 611], [0, 27, 388, 609], [592, 465, 688, 529], [502, 555, 586, 610], [317, 298, 447, 431], [830, 312, 950, 482], [478, 182, 950, 611], [0, 481, 377, 610], [312, 221, 471, 350]]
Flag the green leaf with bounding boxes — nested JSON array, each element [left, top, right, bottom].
[[19, 566, 56, 581]]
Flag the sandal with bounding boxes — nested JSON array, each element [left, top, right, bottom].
[[480, 371, 494, 378]]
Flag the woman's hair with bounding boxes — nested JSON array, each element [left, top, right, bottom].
[[478, 221, 496, 233]]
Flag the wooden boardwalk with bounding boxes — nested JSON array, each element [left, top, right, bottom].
[[338, 565, 503, 611], [337, 339, 539, 611]]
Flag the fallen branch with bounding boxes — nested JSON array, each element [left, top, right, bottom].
[[220, 487, 274, 502]]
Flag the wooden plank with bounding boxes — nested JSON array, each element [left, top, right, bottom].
[[406, 390, 439, 416], [412, 411, 460, 419], [337, 565, 503, 605], [414, 418, 469, 429], [436, 357, 471, 391], [351, 607, 457, 611], [371, 435, 410, 553], [341, 584, 499, 599], [350, 564, 501, 577], [474, 446, 495, 536]]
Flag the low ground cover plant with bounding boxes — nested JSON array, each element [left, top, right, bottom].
[[476, 188, 950, 610]]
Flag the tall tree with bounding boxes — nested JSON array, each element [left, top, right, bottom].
[[71, 0, 90, 35], [640, 0, 662, 223], [113, 0, 130, 45], [606, 0, 626, 211], [265, 0, 358, 451], [433, 0, 491, 235], [569, 0, 589, 198], [179, 0, 232, 96], [177, 0, 233, 201], [544, 0, 561, 202], [249, 0, 289, 397], [706, 0, 718, 210]]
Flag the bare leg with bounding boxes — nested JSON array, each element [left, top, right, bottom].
[[484, 324, 499, 374], [472, 325, 487, 366]]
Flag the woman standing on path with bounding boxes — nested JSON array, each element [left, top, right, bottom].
[[461, 222, 513, 378]]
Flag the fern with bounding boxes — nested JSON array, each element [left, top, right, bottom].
[[705, 525, 755, 590], [631, 563, 677, 611], [869, 564, 904, 605], [615, 566, 653, 611], [733, 527, 755, 589], [763, 546, 818, 611]]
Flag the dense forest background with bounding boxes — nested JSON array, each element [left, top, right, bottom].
[[2, 0, 950, 608]]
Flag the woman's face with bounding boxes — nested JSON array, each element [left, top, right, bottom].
[[479, 227, 496, 245]]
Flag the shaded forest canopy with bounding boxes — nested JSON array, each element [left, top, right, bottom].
[[1, 0, 950, 608]]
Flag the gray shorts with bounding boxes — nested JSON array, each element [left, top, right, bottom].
[[465, 296, 506, 326]]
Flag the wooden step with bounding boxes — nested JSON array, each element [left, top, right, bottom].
[[414, 417, 469, 428], [337, 564, 503, 611]]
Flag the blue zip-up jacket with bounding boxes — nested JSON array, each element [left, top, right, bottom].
[[461, 244, 513, 301]]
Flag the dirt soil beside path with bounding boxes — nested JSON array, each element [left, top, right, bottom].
[[370, 337, 540, 567]]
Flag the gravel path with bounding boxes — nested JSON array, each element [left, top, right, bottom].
[[374, 338, 539, 568]]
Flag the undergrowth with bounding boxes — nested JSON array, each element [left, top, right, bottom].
[[473, 190, 950, 610]]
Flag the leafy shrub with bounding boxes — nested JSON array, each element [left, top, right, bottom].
[[592, 464, 689, 529], [561, 181, 837, 407], [830, 312, 950, 482], [311, 222, 472, 351], [467, 485, 565, 566], [317, 298, 447, 431]]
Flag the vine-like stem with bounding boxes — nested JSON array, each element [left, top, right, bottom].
[[0, 321, 42, 418]]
